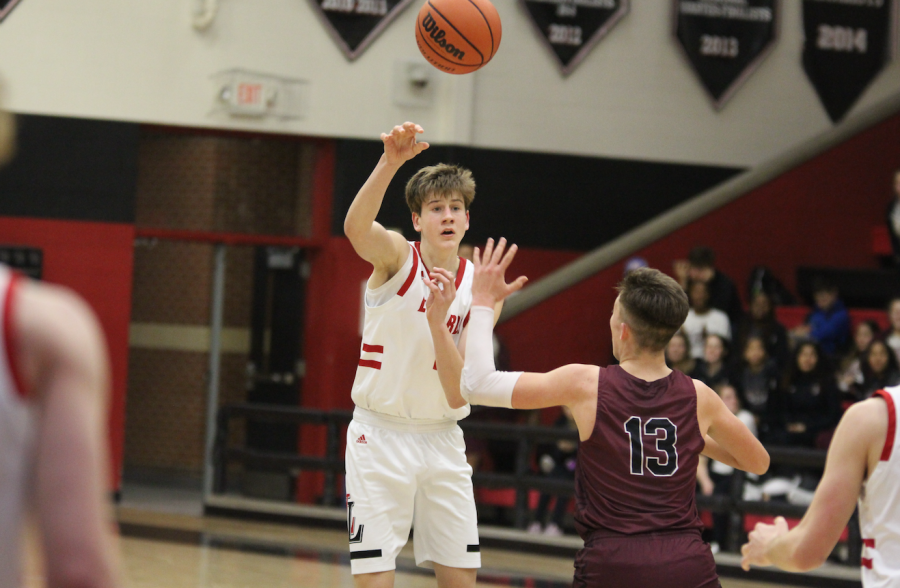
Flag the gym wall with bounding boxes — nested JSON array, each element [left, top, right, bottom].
[[0, 1, 898, 168], [0, 115, 139, 489]]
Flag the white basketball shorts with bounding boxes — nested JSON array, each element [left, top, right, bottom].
[[345, 407, 481, 575]]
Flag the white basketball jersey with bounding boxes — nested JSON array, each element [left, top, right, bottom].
[[351, 242, 472, 421], [860, 386, 900, 588], [0, 266, 36, 588]]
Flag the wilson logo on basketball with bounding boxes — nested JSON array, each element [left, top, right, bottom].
[[421, 12, 466, 60], [356, 435, 367, 444]]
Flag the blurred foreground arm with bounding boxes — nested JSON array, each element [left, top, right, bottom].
[[16, 280, 122, 588]]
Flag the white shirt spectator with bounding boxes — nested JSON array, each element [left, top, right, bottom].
[[683, 308, 731, 360]]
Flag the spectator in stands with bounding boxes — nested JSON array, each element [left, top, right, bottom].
[[528, 407, 578, 537], [789, 278, 850, 359], [732, 336, 780, 440], [885, 169, 900, 265], [674, 246, 744, 328], [665, 329, 696, 375], [854, 338, 900, 401], [776, 342, 841, 449], [885, 297, 900, 363], [691, 333, 732, 390], [836, 320, 880, 405], [735, 290, 790, 370], [683, 280, 732, 360], [697, 383, 757, 553]]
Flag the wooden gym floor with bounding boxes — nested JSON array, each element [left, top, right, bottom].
[[22, 502, 861, 587]]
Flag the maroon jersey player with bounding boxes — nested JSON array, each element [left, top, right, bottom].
[[426, 239, 769, 588]]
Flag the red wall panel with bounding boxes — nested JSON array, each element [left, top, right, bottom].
[[0, 217, 134, 490], [498, 111, 900, 375]]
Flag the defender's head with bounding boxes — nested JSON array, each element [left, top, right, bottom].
[[611, 268, 689, 360], [405, 164, 474, 252]]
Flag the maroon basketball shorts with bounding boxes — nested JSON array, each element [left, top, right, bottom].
[[574, 529, 719, 588]]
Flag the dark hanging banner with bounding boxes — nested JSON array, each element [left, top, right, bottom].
[[521, 0, 629, 76], [674, 0, 778, 108], [802, 0, 893, 123], [0, 0, 22, 23], [310, 0, 415, 60]]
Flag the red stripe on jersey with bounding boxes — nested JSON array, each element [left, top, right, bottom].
[[2, 273, 26, 399], [362, 343, 384, 354], [863, 538, 876, 548], [862, 558, 873, 569], [873, 390, 896, 461], [397, 245, 420, 298], [462, 310, 471, 329], [358, 359, 382, 370], [455, 257, 467, 289]]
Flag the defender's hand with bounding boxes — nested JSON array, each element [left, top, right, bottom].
[[382, 122, 429, 166], [472, 238, 528, 307], [424, 268, 456, 328], [741, 516, 789, 571]]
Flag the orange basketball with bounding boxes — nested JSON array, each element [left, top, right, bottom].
[[415, 0, 502, 75]]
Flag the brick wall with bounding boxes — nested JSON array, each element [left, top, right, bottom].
[[125, 129, 313, 477]]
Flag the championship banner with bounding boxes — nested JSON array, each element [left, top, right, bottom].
[[0, 0, 22, 23], [674, 0, 778, 108], [521, 0, 629, 76], [310, 0, 415, 60], [802, 0, 894, 123]]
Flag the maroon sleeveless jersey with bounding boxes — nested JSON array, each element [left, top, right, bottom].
[[574, 365, 705, 538]]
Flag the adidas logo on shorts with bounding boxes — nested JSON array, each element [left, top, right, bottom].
[[356, 434, 367, 444]]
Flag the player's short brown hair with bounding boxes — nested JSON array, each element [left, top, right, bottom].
[[405, 164, 475, 214], [616, 268, 689, 352]]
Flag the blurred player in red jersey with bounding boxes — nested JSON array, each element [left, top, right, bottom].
[[0, 104, 121, 588], [426, 239, 769, 588]]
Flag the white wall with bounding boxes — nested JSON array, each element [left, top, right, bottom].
[[0, 0, 897, 167]]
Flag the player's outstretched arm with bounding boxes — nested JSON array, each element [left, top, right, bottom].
[[741, 398, 883, 573], [15, 281, 122, 588], [343, 122, 429, 274], [696, 381, 769, 476]]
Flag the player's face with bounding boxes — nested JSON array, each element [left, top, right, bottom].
[[413, 193, 469, 251]]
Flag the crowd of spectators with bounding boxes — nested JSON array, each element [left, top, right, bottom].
[[663, 245, 900, 550], [666, 247, 897, 449]]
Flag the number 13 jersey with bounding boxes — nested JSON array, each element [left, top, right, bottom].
[[574, 365, 705, 538], [351, 242, 472, 422]]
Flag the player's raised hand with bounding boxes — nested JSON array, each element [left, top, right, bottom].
[[424, 267, 456, 328], [472, 238, 528, 307], [741, 516, 789, 571], [381, 122, 429, 166]]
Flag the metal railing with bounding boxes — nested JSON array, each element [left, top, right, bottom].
[[212, 404, 859, 562]]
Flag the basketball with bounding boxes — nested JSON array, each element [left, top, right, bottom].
[[415, 0, 502, 75]]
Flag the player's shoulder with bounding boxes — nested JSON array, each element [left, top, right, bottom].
[[845, 395, 891, 432], [16, 280, 104, 359]]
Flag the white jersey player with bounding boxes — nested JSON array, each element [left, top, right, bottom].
[[343, 122, 501, 588], [742, 385, 900, 586], [0, 265, 121, 588]]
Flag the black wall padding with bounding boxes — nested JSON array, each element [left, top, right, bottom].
[[332, 139, 743, 252], [0, 114, 139, 223]]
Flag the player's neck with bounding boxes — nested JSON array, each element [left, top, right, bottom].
[[418, 240, 460, 273], [617, 350, 671, 382]]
